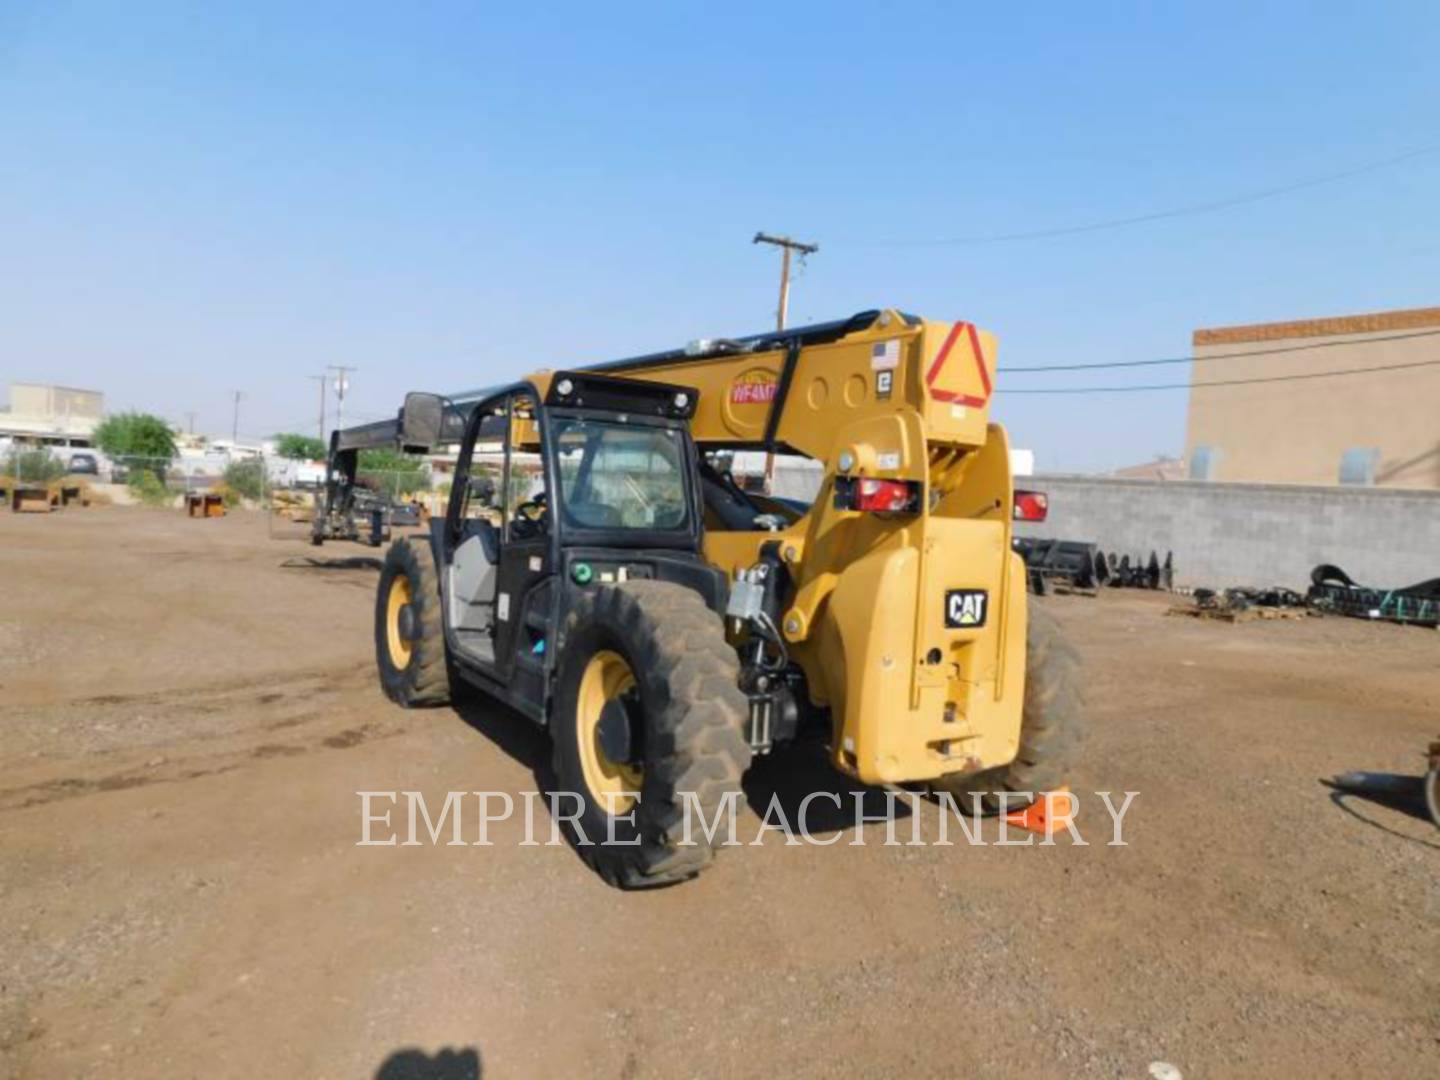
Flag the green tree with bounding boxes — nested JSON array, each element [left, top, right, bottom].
[[358, 449, 429, 498], [274, 432, 326, 460], [93, 412, 177, 476]]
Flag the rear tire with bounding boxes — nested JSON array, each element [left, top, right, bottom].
[[375, 537, 451, 707], [551, 581, 752, 888], [932, 603, 1083, 812]]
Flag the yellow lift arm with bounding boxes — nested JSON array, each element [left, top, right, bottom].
[[552, 307, 1029, 785]]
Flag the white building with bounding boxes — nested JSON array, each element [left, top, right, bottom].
[[0, 383, 104, 447]]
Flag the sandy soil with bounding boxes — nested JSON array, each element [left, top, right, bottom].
[[1, 507, 1436, 1078]]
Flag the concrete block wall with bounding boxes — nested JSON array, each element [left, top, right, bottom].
[[1014, 474, 1440, 590]]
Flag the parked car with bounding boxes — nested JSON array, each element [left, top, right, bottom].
[[67, 453, 100, 476]]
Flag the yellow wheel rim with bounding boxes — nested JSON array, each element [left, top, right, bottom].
[[576, 650, 643, 815], [385, 574, 413, 669]]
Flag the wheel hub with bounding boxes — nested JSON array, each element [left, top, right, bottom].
[[576, 650, 644, 813], [384, 575, 414, 669], [596, 695, 636, 765], [396, 602, 418, 642]]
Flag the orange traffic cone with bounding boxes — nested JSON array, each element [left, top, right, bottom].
[[1003, 786, 1075, 839]]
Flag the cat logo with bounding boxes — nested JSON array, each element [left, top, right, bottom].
[[945, 589, 988, 628]]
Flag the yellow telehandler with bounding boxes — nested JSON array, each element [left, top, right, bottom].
[[327, 308, 1082, 886]]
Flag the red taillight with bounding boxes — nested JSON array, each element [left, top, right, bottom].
[[835, 477, 920, 513], [855, 478, 914, 511], [1013, 490, 1048, 522]]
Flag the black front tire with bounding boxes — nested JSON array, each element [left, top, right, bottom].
[[552, 581, 752, 888], [375, 537, 451, 707]]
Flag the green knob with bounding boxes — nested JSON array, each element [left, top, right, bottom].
[[572, 562, 594, 585]]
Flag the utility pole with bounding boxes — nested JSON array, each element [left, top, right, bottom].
[[752, 232, 818, 494], [308, 374, 328, 442], [231, 391, 243, 445], [184, 411, 197, 436], [327, 365, 357, 433], [753, 231, 818, 331]]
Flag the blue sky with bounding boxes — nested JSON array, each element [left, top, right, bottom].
[[3, 1, 1437, 471]]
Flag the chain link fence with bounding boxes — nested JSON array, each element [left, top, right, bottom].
[[0, 442, 450, 542], [0, 448, 167, 511]]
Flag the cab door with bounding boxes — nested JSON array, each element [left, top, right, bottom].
[[490, 392, 555, 689], [442, 395, 509, 669]]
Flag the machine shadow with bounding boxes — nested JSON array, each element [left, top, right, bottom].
[[1321, 778, 1440, 852], [375, 1046, 482, 1080], [742, 738, 913, 835], [450, 692, 555, 785], [1320, 773, 1431, 824], [280, 555, 385, 572]]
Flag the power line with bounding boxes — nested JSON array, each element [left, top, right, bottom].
[[850, 142, 1440, 247], [1002, 327, 1440, 373], [998, 355, 1440, 394]]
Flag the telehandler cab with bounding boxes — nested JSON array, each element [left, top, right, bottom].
[[329, 308, 1082, 886]]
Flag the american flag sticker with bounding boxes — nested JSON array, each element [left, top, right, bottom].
[[871, 339, 900, 371]]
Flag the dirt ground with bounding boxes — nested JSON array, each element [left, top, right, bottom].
[[1, 508, 1436, 1078]]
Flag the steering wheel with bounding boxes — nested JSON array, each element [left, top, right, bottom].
[[510, 491, 548, 538]]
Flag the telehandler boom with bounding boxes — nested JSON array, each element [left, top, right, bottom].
[[333, 307, 1081, 887]]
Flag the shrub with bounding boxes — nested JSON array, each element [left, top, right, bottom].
[[2, 447, 65, 484], [222, 459, 265, 502], [128, 470, 172, 507], [211, 481, 241, 508]]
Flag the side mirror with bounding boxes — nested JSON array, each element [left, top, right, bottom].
[[400, 392, 446, 451]]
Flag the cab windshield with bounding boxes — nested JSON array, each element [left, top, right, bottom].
[[552, 419, 690, 532]]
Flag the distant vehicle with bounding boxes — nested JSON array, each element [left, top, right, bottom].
[[67, 453, 100, 475], [293, 460, 327, 486]]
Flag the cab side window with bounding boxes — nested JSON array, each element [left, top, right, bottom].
[[459, 409, 507, 523], [504, 395, 548, 540]]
